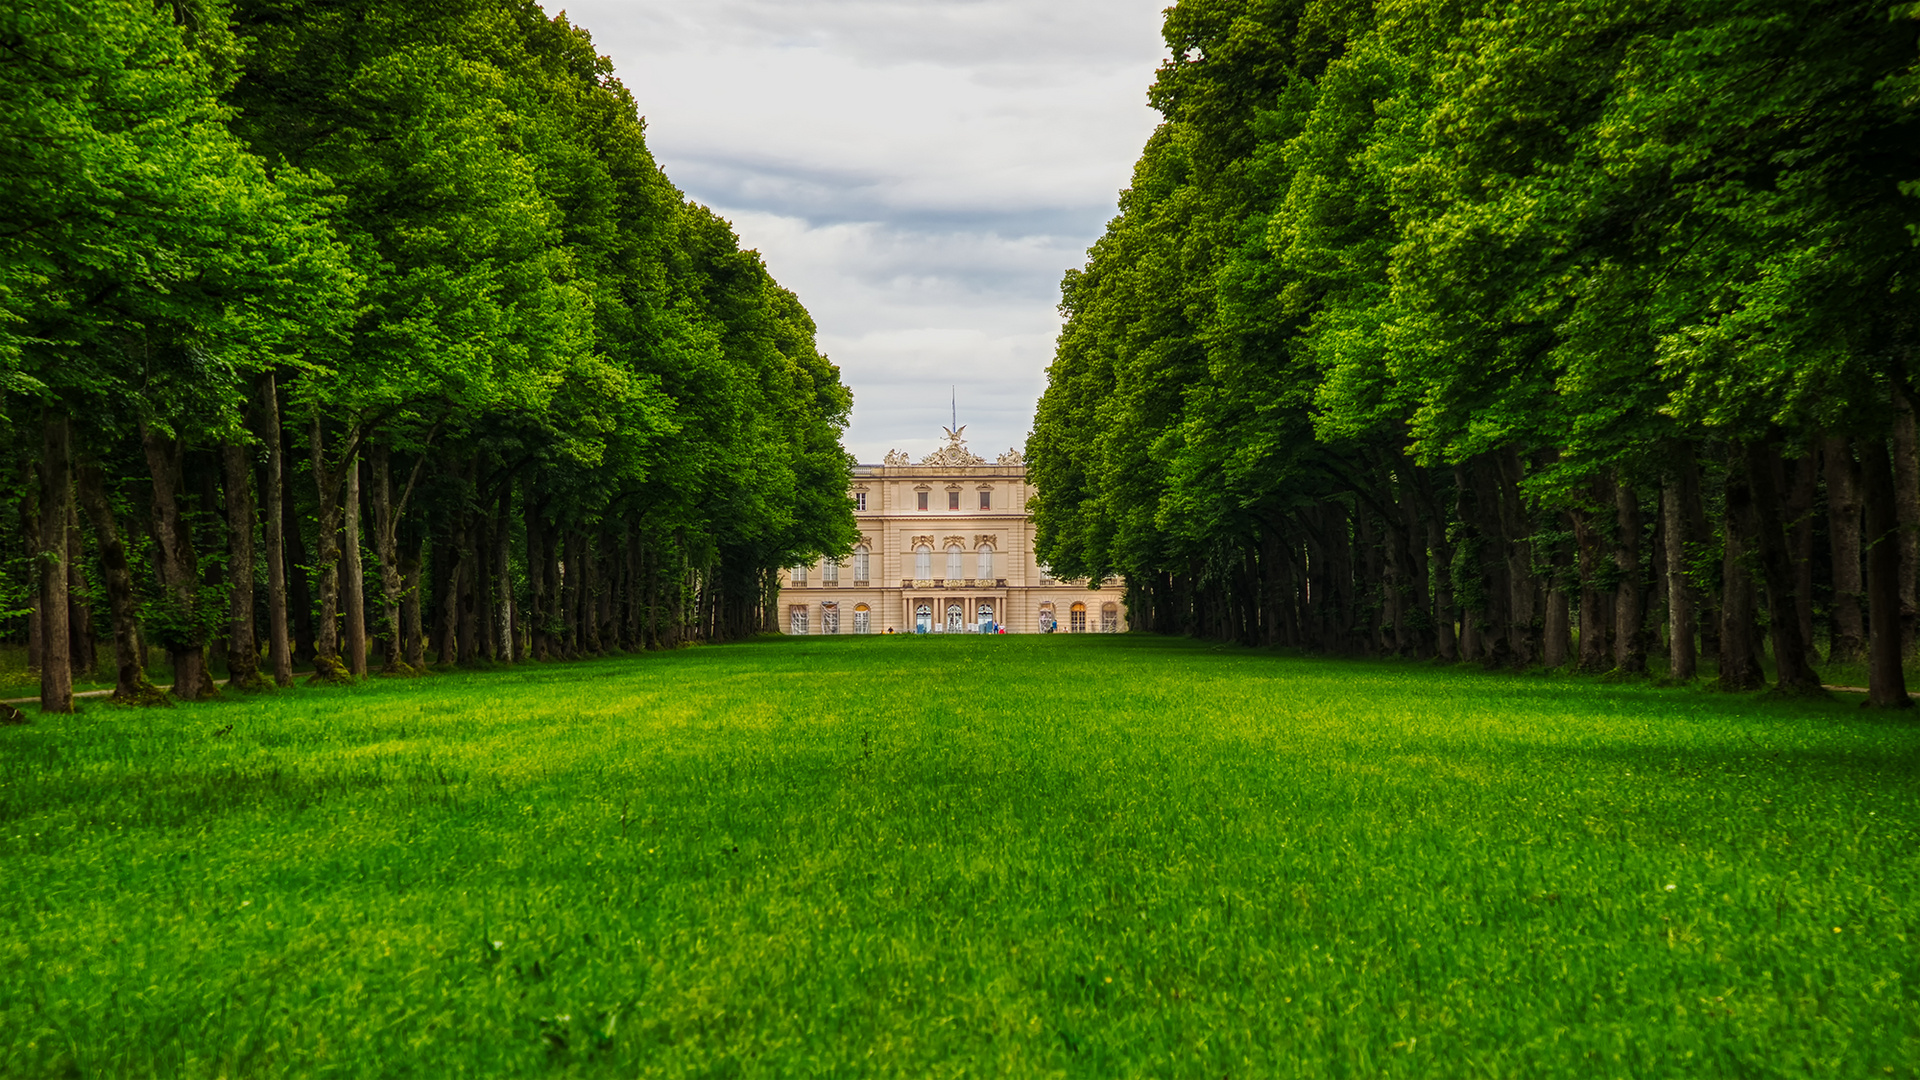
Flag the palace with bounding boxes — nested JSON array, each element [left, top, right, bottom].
[[778, 427, 1125, 635]]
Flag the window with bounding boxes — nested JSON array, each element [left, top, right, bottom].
[[976, 602, 995, 632], [914, 545, 932, 579], [915, 603, 932, 633], [917, 490, 929, 511], [852, 546, 870, 584], [854, 603, 871, 634], [1070, 602, 1088, 633], [822, 559, 839, 585], [976, 545, 994, 580], [946, 544, 964, 580], [821, 602, 839, 634], [1038, 604, 1057, 633], [948, 489, 961, 510], [790, 564, 808, 585], [1101, 602, 1119, 633], [945, 603, 964, 633], [855, 491, 867, 511], [789, 606, 809, 635], [979, 490, 991, 510]]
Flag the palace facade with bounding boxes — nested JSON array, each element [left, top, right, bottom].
[[777, 427, 1125, 635]]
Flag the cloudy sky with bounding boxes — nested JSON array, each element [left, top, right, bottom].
[[554, 0, 1172, 463]]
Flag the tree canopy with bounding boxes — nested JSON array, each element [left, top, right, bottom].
[[1031, 0, 1920, 706], [5, 0, 855, 710]]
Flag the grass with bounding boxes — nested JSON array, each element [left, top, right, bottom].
[[1, 635, 1916, 1078]]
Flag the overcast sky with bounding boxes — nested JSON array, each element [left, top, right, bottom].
[[553, 0, 1171, 464]]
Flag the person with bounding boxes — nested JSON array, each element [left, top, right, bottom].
[[885, 626, 895, 634]]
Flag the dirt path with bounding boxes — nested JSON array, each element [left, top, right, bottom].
[[3, 679, 231, 707]]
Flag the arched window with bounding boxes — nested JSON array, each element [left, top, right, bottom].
[[914, 545, 932, 579], [976, 602, 995, 632], [1069, 602, 1087, 633], [1101, 602, 1119, 633], [852, 546, 870, 584], [790, 564, 808, 585], [853, 603, 871, 634], [822, 558, 839, 585], [789, 605, 809, 634], [975, 543, 994, 580], [1038, 603, 1056, 633], [945, 603, 964, 633], [821, 601, 839, 634], [946, 544, 963, 580], [915, 603, 932, 633]]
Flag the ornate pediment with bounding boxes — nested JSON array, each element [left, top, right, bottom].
[[920, 425, 987, 467], [941, 535, 967, 549], [911, 534, 934, 548], [974, 534, 998, 549]]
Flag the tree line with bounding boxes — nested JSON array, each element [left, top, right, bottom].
[[3, 0, 857, 714], [1030, 0, 1920, 708]]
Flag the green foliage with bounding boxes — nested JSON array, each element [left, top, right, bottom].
[[1032, 0, 1920, 667], [2, 636, 1916, 1074], [3, 0, 853, 663]]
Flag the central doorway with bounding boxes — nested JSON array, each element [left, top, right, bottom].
[[945, 603, 964, 634], [915, 603, 932, 634]]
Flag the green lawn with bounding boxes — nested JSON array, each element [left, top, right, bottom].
[[2, 636, 1915, 1078]]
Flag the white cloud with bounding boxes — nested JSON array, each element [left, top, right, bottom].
[[553, 0, 1170, 461]]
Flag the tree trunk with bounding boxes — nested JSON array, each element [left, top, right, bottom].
[[1824, 436, 1866, 663], [65, 497, 95, 681], [563, 531, 583, 656], [1719, 457, 1766, 691], [22, 472, 42, 677], [1861, 432, 1914, 708], [1685, 463, 1720, 664], [140, 423, 211, 701], [280, 408, 315, 664], [1663, 447, 1698, 682], [526, 495, 548, 659], [1894, 387, 1919, 655], [439, 525, 466, 667], [582, 533, 604, 655], [496, 477, 515, 662], [343, 449, 367, 677], [1424, 502, 1456, 661], [1744, 440, 1821, 694], [1464, 459, 1512, 666], [1543, 528, 1572, 669], [38, 409, 74, 714], [76, 462, 162, 704], [222, 440, 266, 691], [197, 454, 228, 676], [1396, 469, 1431, 658], [1786, 449, 1818, 667], [402, 533, 426, 670], [1571, 496, 1613, 674], [368, 446, 416, 675], [1496, 448, 1540, 666], [469, 506, 494, 664], [1612, 478, 1647, 675], [258, 373, 293, 686], [1357, 503, 1384, 654], [307, 413, 348, 682]]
